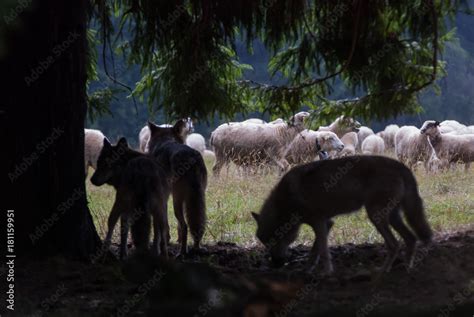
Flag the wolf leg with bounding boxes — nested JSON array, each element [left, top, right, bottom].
[[389, 208, 417, 269], [173, 190, 188, 256], [367, 204, 400, 272], [120, 215, 130, 260], [160, 202, 169, 258], [153, 199, 169, 258], [307, 221, 333, 274], [104, 197, 125, 254]]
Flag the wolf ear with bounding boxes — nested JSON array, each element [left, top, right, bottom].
[[251, 212, 260, 222], [148, 121, 159, 134], [103, 138, 112, 150], [173, 119, 188, 140], [117, 137, 128, 149]]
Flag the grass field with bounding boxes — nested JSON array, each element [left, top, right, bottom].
[[86, 157, 474, 249]]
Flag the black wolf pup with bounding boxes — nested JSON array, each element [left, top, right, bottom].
[[148, 119, 208, 255], [91, 137, 170, 259], [252, 155, 432, 274]]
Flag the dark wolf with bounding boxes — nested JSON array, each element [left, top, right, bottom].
[[252, 155, 432, 274], [91, 137, 170, 259], [148, 119, 208, 255]]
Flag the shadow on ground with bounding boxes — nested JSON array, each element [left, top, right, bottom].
[[12, 230, 474, 316]]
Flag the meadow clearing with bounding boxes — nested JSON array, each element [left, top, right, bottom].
[[17, 157, 473, 316], [86, 156, 474, 250]]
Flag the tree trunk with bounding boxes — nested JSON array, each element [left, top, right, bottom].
[[1, 0, 100, 258]]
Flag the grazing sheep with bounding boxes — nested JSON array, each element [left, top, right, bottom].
[[284, 130, 344, 165], [420, 120, 474, 171], [317, 115, 361, 138], [357, 126, 374, 152], [377, 124, 399, 150], [210, 112, 310, 175], [468, 125, 474, 134], [335, 132, 359, 157], [139, 118, 193, 153], [395, 126, 435, 171], [361, 134, 385, 155], [186, 133, 206, 154], [84, 128, 106, 176]]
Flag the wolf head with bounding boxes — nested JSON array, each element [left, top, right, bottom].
[[147, 119, 189, 153], [251, 211, 300, 267], [337, 115, 361, 133], [90, 137, 129, 186]]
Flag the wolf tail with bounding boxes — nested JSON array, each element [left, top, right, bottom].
[[185, 166, 207, 245], [402, 169, 433, 244]]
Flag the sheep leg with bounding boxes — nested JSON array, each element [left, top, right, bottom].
[[275, 158, 290, 175], [389, 208, 417, 269], [212, 154, 226, 177]]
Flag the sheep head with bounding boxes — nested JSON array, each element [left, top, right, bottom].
[[420, 120, 440, 135]]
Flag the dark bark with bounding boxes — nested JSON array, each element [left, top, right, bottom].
[[1, 0, 100, 258]]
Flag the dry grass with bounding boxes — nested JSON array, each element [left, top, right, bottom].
[[86, 157, 474, 248]]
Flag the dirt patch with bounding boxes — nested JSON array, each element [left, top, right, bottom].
[[9, 230, 474, 316]]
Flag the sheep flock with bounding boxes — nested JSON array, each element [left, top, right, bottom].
[[85, 115, 474, 177]]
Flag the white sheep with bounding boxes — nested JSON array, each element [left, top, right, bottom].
[[357, 126, 374, 152], [84, 128, 106, 176], [139, 118, 193, 153], [376, 124, 399, 150], [335, 132, 359, 157], [185, 133, 206, 154], [210, 112, 310, 175], [395, 125, 435, 171], [317, 115, 361, 138], [420, 120, 474, 171], [284, 130, 344, 165], [361, 134, 385, 155], [439, 120, 466, 134]]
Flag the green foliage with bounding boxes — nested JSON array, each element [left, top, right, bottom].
[[88, 0, 470, 122], [87, 87, 118, 122]]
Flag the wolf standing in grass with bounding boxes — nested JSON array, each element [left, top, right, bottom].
[[148, 119, 208, 255], [252, 156, 432, 274], [91, 138, 170, 259]]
